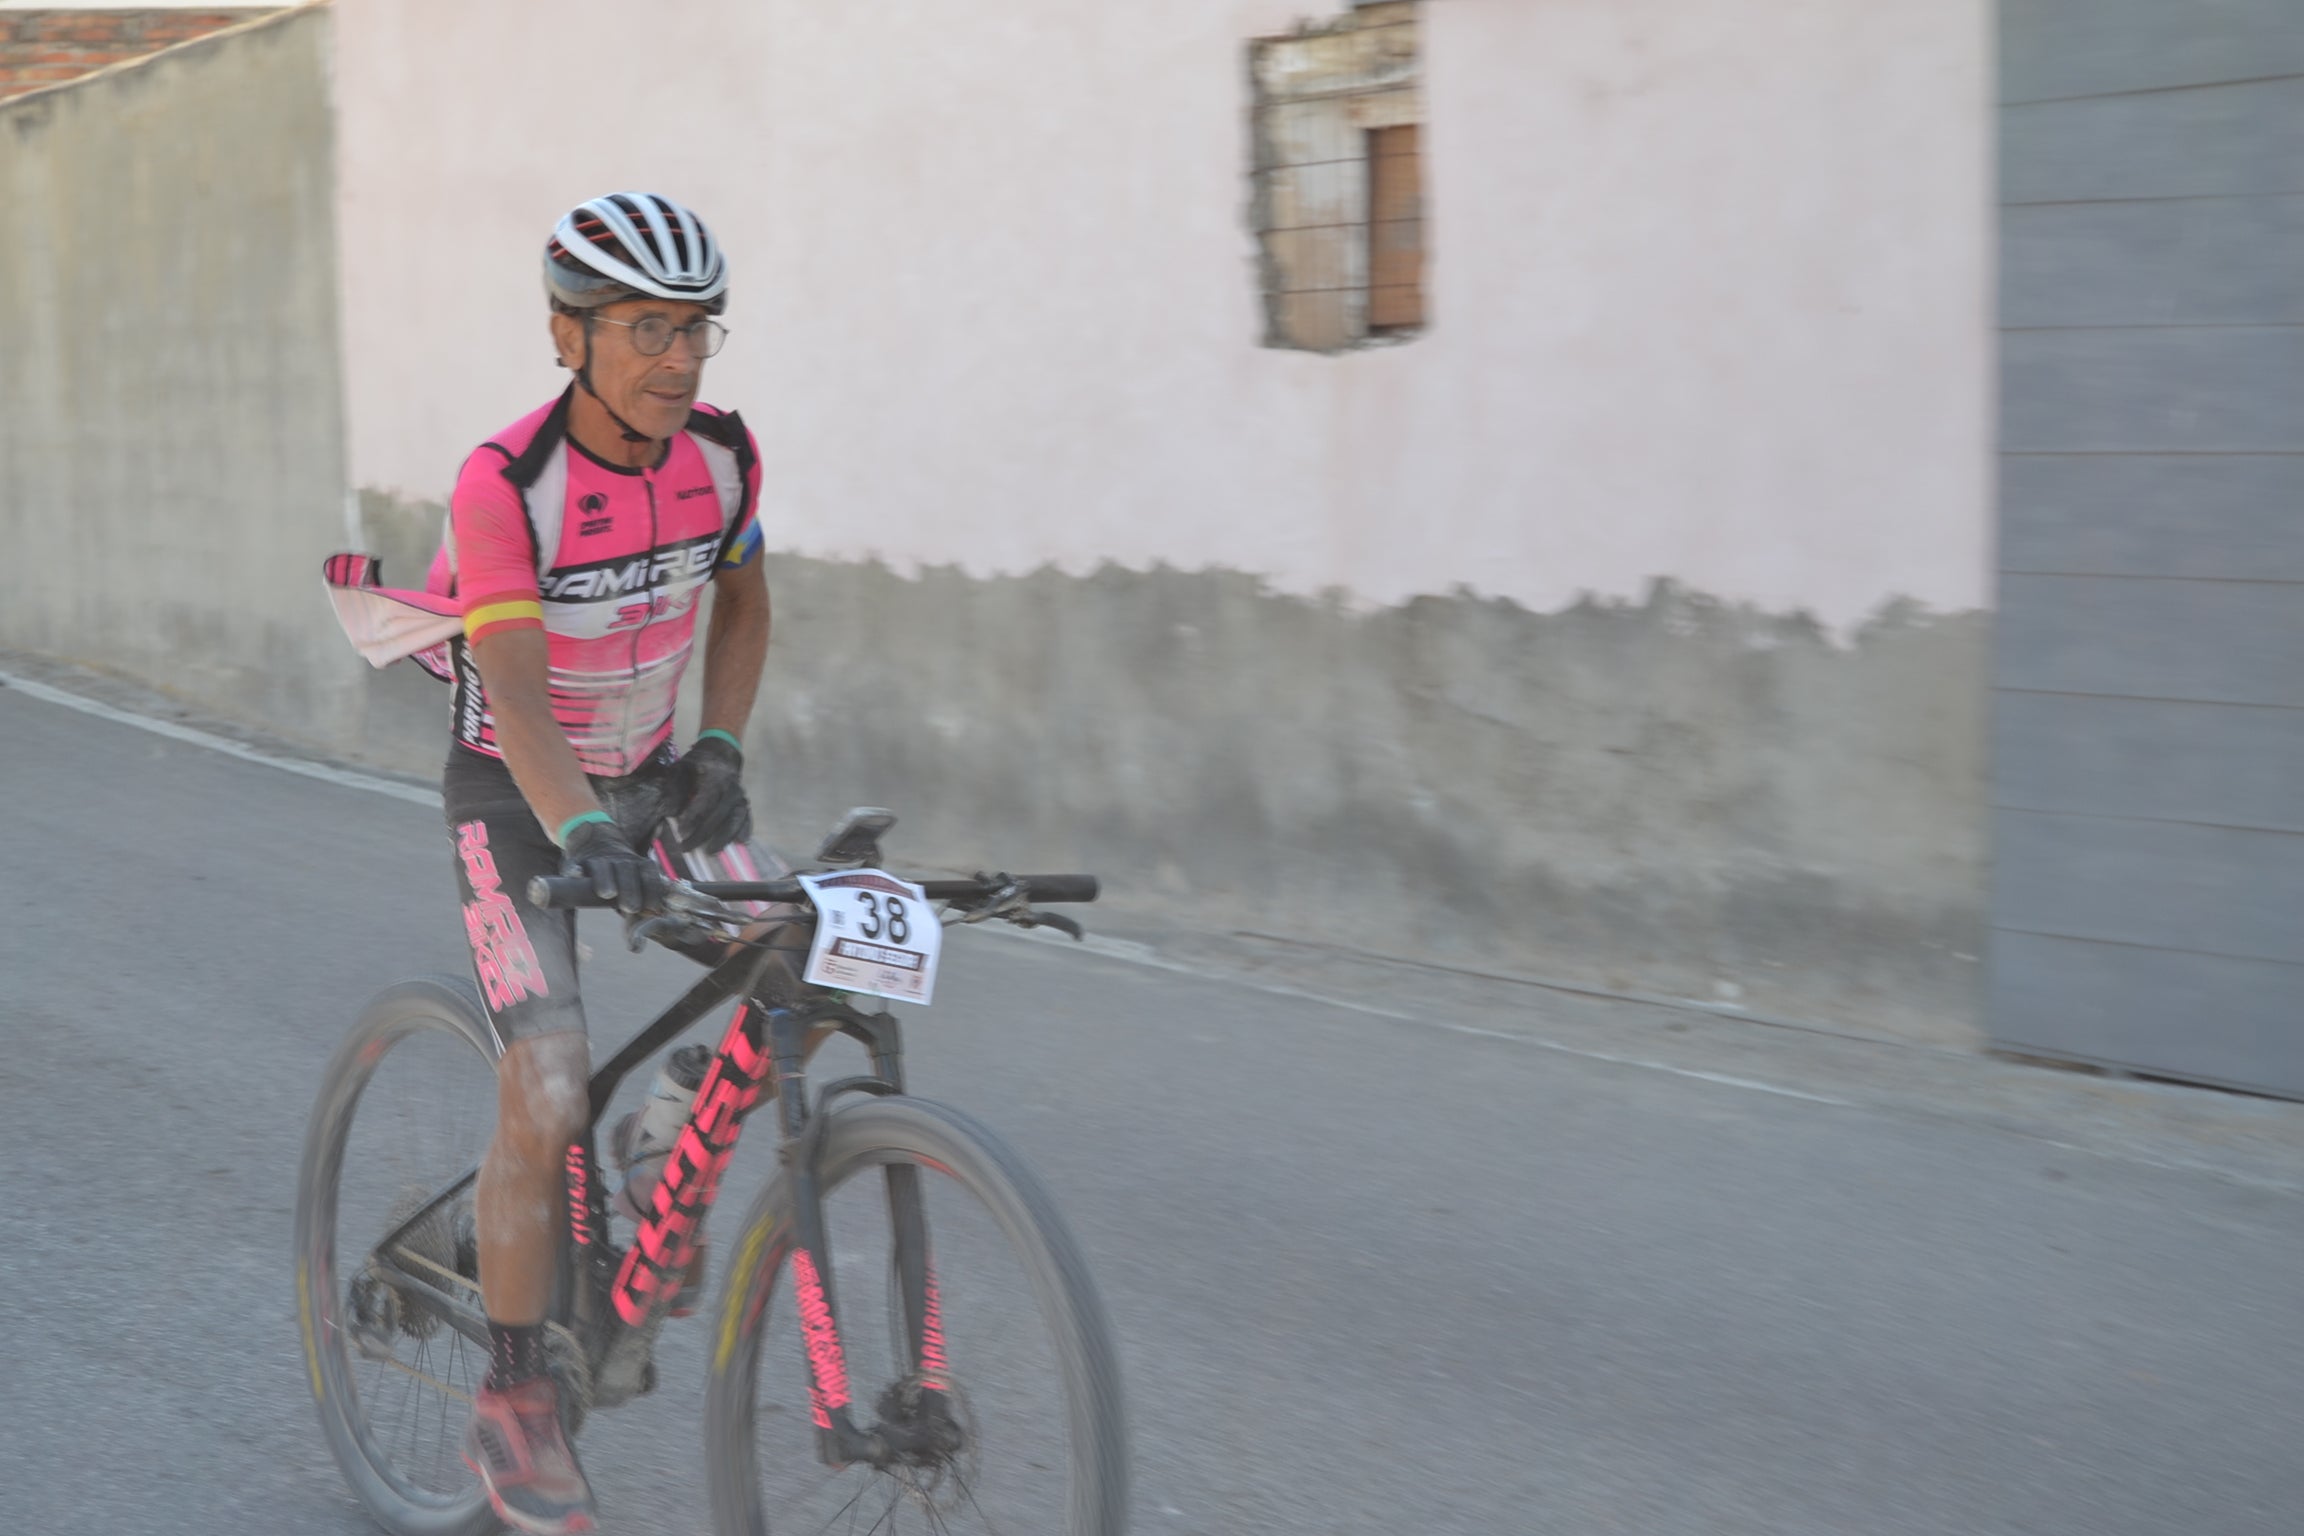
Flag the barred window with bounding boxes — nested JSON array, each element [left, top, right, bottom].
[[1250, 2, 1425, 353]]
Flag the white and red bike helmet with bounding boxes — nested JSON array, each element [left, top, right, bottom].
[[545, 191, 729, 315]]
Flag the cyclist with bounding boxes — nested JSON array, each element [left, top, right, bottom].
[[442, 191, 772, 1536]]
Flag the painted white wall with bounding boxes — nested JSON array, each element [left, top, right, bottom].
[[334, 0, 1989, 628]]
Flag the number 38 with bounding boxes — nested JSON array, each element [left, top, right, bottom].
[[856, 893, 910, 945]]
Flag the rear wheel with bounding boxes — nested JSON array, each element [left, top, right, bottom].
[[296, 977, 501, 1536], [705, 1097, 1129, 1536]]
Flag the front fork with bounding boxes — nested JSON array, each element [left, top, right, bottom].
[[765, 1003, 951, 1468]]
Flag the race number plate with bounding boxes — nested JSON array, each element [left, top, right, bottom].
[[796, 870, 942, 1006]]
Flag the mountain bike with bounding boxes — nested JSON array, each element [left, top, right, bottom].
[[295, 807, 1128, 1536]]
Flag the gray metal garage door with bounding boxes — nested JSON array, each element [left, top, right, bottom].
[[1991, 0, 2304, 1097]]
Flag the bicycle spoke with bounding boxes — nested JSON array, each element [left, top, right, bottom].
[[405, 1325, 434, 1471], [951, 1469, 1009, 1536], [758, 1449, 858, 1531], [813, 1472, 873, 1536], [392, 1335, 422, 1445]]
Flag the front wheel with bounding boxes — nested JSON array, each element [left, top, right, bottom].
[[705, 1097, 1129, 1536]]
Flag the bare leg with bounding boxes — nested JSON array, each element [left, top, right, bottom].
[[477, 1031, 592, 1325]]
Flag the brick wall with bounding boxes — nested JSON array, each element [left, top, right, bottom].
[[0, 9, 277, 102]]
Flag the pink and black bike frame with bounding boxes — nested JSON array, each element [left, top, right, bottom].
[[559, 945, 946, 1465]]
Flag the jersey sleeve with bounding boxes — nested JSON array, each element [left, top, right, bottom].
[[449, 448, 545, 642], [718, 416, 765, 570]]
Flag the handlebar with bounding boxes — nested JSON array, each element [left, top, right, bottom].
[[526, 871, 1100, 911]]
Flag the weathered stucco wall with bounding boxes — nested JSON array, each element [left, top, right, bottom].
[[0, 5, 357, 739], [748, 560, 1990, 1043]]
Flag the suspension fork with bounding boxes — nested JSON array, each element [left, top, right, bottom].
[[768, 1003, 868, 1461], [883, 1163, 949, 1388], [770, 1001, 949, 1467], [866, 1027, 949, 1393]]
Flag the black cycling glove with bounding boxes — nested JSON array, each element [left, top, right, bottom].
[[561, 816, 674, 917], [671, 733, 753, 855]]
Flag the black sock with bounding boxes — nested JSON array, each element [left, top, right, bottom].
[[487, 1321, 547, 1388]]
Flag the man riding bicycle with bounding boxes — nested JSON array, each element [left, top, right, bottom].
[[439, 191, 770, 1535]]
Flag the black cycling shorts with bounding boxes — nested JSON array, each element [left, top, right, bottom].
[[442, 742, 787, 1048]]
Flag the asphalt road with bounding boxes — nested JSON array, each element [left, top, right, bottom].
[[1, 677, 2299, 1535]]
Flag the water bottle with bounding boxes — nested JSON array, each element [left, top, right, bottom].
[[611, 1044, 712, 1223]]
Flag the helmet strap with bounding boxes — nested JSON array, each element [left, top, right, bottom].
[[573, 315, 658, 445]]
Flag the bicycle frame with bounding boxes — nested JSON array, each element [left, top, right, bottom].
[[368, 918, 951, 1469]]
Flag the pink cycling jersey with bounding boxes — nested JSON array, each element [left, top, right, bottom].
[[439, 391, 764, 776]]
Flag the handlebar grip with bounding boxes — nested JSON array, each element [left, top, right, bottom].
[[1021, 874, 1099, 904], [528, 874, 605, 909]]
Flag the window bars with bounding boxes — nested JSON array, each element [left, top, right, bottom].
[[1250, 5, 1425, 352]]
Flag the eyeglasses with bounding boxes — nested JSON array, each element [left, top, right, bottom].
[[586, 314, 729, 358]]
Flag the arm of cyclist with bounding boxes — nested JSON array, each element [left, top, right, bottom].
[[470, 626, 604, 835], [670, 546, 772, 854], [470, 627, 671, 915], [450, 455, 607, 838]]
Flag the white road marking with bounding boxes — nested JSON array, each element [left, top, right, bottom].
[[995, 932, 2304, 1192], [989, 924, 1854, 1105], [0, 666, 441, 808]]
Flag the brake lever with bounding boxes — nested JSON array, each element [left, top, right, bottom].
[[665, 885, 744, 924], [1011, 909, 1085, 942], [950, 871, 1085, 942], [622, 882, 745, 952], [624, 912, 687, 953]]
